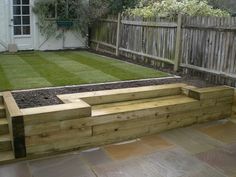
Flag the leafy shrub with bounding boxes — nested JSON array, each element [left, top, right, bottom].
[[126, 0, 230, 18]]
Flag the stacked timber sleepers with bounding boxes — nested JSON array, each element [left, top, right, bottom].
[[232, 89, 236, 120], [19, 85, 234, 156]]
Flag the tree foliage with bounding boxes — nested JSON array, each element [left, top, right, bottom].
[[33, 0, 138, 39], [207, 0, 236, 14], [126, 0, 230, 18], [33, 0, 89, 39]]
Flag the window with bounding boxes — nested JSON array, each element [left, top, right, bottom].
[[13, 0, 30, 35], [43, 1, 78, 20]]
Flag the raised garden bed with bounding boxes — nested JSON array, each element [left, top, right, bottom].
[[2, 83, 235, 160], [12, 76, 214, 109]]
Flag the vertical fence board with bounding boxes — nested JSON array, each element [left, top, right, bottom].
[[90, 15, 236, 86], [180, 16, 236, 86]]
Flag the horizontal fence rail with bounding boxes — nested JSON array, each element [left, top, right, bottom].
[[90, 14, 236, 86], [90, 15, 179, 69]]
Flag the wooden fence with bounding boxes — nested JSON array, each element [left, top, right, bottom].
[[90, 14, 236, 86]]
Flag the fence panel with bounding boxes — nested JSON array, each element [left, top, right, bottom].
[[91, 15, 178, 67], [90, 15, 236, 86], [180, 16, 236, 86], [90, 15, 118, 54]]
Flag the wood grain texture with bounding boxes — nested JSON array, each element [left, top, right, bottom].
[[22, 102, 91, 125], [181, 16, 236, 86], [91, 15, 236, 86], [188, 86, 234, 100], [14, 84, 234, 156], [0, 93, 3, 105], [58, 83, 187, 105], [231, 89, 236, 120], [3, 92, 25, 158]]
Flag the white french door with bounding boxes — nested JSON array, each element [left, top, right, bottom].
[[10, 0, 34, 50]]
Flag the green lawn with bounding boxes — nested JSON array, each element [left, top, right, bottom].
[[0, 51, 168, 91]]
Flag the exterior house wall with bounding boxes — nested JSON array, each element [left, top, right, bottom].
[[0, 0, 87, 52], [0, 0, 10, 52]]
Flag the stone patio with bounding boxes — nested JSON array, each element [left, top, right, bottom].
[[0, 119, 235, 177]]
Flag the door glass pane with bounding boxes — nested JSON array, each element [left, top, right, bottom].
[[22, 6, 30, 14], [13, 0, 21, 5], [13, 0, 31, 36], [14, 16, 21, 25], [13, 6, 21, 15], [22, 0, 29, 4], [23, 26, 30, 35], [22, 16, 30, 24], [14, 26, 22, 35]]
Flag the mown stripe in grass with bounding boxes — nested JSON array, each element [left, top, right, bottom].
[[0, 65, 12, 91], [19, 53, 86, 86], [0, 54, 52, 90], [58, 51, 168, 80], [38, 52, 120, 84], [56, 51, 148, 80], [110, 63, 168, 78], [81, 52, 168, 78]]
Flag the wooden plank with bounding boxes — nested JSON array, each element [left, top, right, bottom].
[[0, 151, 14, 164], [198, 104, 232, 123], [78, 87, 183, 106], [92, 95, 197, 116], [91, 15, 236, 86], [116, 13, 121, 56], [0, 105, 5, 118], [231, 89, 236, 120], [181, 85, 197, 96], [3, 92, 22, 118], [93, 102, 232, 136], [174, 14, 182, 71], [0, 93, 3, 105], [25, 103, 232, 156], [121, 20, 178, 28], [24, 95, 232, 137], [90, 40, 116, 49], [182, 25, 236, 31], [0, 134, 11, 151], [58, 83, 187, 105], [119, 47, 174, 65], [3, 92, 25, 159], [93, 116, 168, 136], [25, 127, 92, 147], [188, 86, 234, 100], [180, 64, 236, 79], [26, 126, 152, 155], [22, 102, 91, 125], [0, 118, 8, 135]]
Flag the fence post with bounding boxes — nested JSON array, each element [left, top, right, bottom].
[[116, 13, 121, 56], [174, 14, 182, 71]]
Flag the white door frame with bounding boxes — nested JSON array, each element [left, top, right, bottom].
[[9, 0, 34, 50]]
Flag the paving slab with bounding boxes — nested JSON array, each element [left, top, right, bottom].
[[196, 147, 236, 177], [81, 148, 112, 166], [29, 154, 96, 177], [160, 127, 224, 154], [144, 147, 226, 177], [0, 162, 31, 177], [104, 135, 173, 160], [93, 157, 165, 177], [197, 121, 236, 144], [94, 147, 226, 177]]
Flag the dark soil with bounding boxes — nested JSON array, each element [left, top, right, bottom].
[[13, 76, 215, 109]]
